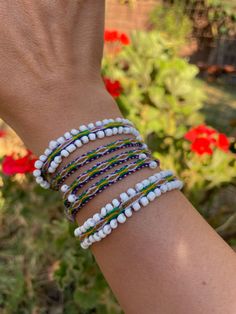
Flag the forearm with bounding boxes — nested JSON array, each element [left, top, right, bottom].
[[1, 1, 236, 313], [11, 83, 236, 313]]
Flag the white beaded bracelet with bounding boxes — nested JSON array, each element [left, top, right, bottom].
[[33, 117, 142, 189], [79, 179, 183, 249], [74, 170, 183, 249]]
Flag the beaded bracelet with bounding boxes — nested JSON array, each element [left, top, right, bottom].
[[65, 157, 159, 221], [50, 138, 147, 190], [77, 177, 183, 249], [33, 118, 141, 189], [74, 170, 174, 240], [63, 149, 150, 202]]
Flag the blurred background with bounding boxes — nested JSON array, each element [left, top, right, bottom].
[[0, 1, 236, 313]]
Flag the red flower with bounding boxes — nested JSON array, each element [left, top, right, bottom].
[[191, 137, 213, 155], [104, 78, 122, 98], [119, 33, 130, 45], [216, 133, 230, 151], [2, 150, 37, 175], [104, 30, 119, 42], [184, 124, 216, 142], [104, 30, 130, 45], [0, 130, 6, 138], [185, 124, 230, 155]]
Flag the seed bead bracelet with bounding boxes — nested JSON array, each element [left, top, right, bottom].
[[66, 157, 159, 221], [51, 138, 148, 190], [63, 149, 150, 202], [74, 170, 174, 240], [78, 178, 183, 249], [33, 117, 141, 189], [43, 121, 139, 174]]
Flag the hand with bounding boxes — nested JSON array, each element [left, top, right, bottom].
[[0, 0, 108, 143]]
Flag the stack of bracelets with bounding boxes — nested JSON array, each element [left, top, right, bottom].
[[33, 117, 183, 249]]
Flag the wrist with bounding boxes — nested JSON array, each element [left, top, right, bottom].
[[14, 79, 121, 154]]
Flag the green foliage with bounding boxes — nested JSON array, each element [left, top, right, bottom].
[[103, 30, 236, 209], [0, 175, 122, 314], [150, 1, 193, 48]]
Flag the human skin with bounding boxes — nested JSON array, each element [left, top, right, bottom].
[[0, 1, 236, 313]]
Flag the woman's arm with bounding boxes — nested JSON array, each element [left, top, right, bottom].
[[0, 1, 236, 313]]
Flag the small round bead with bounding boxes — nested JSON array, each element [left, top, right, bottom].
[[89, 235, 95, 243], [154, 188, 161, 197], [95, 120, 102, 127], [98, 230, 106, 239], [88, 133, 96, 141], [79, 125, 88, 131], [57, 137, 66, 145], [142, 179, 150, 187], [93, 213, 101, 222], [105, 203, 113, 212], [166, 182, 172, 191], [132, 129, 139, 136], [66, 144, 76, 153], [149, 175, 157, 183], [75, 139, 82, 147], [93, 233, 101, 241], [33, 169, 41, 177], [127, 188, 136, 197], [139, 153, 147, 159], [50, 161, 59, 169], [96, 131, 105, 139], [149, 161, 158, 169], [105, 129, 113, 137], [147, 191, 156, 201], [118, 126, 123, 134], [40, 182, 50, 189], [74, 227, 82, 237], [115, 117, 122, 122], [123, 127, 130, 134], [36, 176, 43, 184], [48, 167, 55, 173], [101, 207, 107, 217], [81, 241, 89, 249], [54, 156, 62, 164], [110, 219, 118, 229], [61, 149, 70, 157], [68, 194, 77, 203], [80, 225, 86, 233], [61, 184, 69, 193], [83, 238, 90, 247], [117, 213, 126, 224], [124, 207, 133, 217], [108, 118, 114, 123], [81, 136, 89, 144], [135, 183, 143, 191], [49, 140, 58, 150], [112, 199, 120, 207], [140, 196, 149, 207], [120, 192, 129, 202], [136, 135, 143, 141], [103, 225, 112, 235], [88, 218, 96, 228], [142, 144, 148, 150], [132, 202, 141, 211], [102, 119, 109, 125], [88, 122, 95, 129], [44, 148, 52, 156], [64, 132, 72, 140], [39, 155, 47, 162], [160, 184, 168, 193], [71, 129, 79, 135], [84, 221, 91, 230], [112, 128, 118, 135], [34, 160, 43, 169]]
